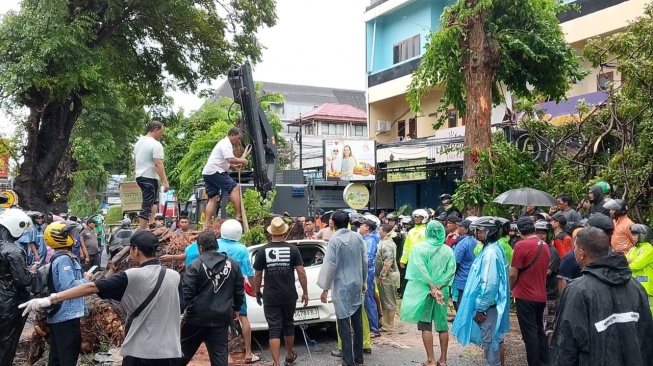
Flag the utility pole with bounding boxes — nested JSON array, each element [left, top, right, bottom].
[[296, 114, 303, 170]]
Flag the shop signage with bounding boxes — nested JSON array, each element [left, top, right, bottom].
[[387, 158, 427, 182], [342, 183, 370, 210]]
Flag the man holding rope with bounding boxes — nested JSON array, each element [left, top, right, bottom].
[[201, 127, 249, 228]]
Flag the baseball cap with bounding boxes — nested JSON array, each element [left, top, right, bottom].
[[130, 230, 160, 253], [363, 219, 377, 232], [516, 217, 535, 233], [446, 215, 461, 224], [457, 220, 472, 229], [550, 212, 567, 227]]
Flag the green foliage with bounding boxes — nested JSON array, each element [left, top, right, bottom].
[[395, 204, 412, 216], [452, 134, 543, 217], [241, 226, 267, 246], [407, 0, 585, 125], [227, 189, 276, 223]]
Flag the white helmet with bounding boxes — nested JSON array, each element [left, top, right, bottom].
[[412, 209, 430, 223], [221, 219, 243, 241], [0, 208, 33, 239], [363, 214, 380, 228]]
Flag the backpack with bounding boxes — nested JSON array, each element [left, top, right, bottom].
[[30, 251, 78, 316]]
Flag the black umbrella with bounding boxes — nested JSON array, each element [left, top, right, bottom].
[[493, 188, 557, 207]]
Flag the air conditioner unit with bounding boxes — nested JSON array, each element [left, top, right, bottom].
[[376, 120, 391, 132]]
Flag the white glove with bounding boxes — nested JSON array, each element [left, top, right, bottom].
[[18, 297, 52, 317]]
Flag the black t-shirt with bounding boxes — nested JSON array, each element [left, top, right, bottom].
[[252, 241, 302, 306], [547, 245, 561, 299]]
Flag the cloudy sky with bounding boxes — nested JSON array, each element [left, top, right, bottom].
[[0, 0, 367, 132]]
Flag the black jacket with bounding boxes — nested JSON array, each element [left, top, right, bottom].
[[182, 251, 244, 327], [588, 185, 609, 217], [551, 253, 653, 366]]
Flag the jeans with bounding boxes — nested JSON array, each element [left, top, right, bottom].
[[516, 298, 548, 366], [337, 305, 364, 366], [454, 288, 464, 311], [48, 318, 81, 366], [179, 323, 229, 366], [478, 307, 502, 366], [364, 275, 380, 334]]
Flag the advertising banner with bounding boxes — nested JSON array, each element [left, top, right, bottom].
[[324, 140, 376, 181], [119, 182, 143, 212], [387, 158, 427, 182]]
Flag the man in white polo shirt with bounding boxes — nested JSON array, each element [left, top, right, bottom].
[[133, 121, 169, 230], [201, 127, 249, 228]]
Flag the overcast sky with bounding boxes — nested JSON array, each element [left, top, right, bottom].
[[0, 0, 367, 133]]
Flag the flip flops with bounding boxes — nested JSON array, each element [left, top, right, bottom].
[[284, 350, 297, 365], [245, 354, 260, 363]]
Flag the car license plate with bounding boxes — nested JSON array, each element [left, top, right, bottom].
[[294, 307, 319, 321]]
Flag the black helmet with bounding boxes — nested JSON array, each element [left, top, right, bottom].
[[27, 211, 45, 222], [440, 193, 452, 201], [630, 224, 653, 244], [469, 216, 502, 243], [534, 220, 552, 233], [603, 199, 628, 216], [155, 213, 164, 220], [386, 213, 398, 221]]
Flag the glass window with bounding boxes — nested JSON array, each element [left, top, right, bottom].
[[323, 123, 345, 135], [597, 72, 613, 91], [351, 125, 368, 137], [305, 124, 314, 135], [393, 35, 420, 64], [448, 110, 458, 128]]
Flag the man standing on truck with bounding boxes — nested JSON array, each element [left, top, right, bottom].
[[133, 121, 169, 230], [201, 127, 249, 228]]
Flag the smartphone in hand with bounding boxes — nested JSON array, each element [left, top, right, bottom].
[[87, 265, 99, 274]]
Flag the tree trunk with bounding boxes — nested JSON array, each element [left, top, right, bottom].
[[461, 1, 499, 216], [13, 93, 83, 212]]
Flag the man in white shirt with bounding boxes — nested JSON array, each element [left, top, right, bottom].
[[133, 121, 169, 230], [201, 127, 249, 228]]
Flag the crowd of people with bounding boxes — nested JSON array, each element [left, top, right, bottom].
[[2, 120, 653, 366]]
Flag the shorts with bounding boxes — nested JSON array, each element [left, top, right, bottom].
[[239, 294, 248, 316], [416, 300, 449, 332], [203, 172, 238, 198], [136, 177, 159, 220], [263, 303, 296, 339], [543, 299, 558, 335]]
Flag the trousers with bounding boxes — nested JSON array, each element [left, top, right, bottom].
[[337, 305, 364, 366], [516, 298, 548, 366], [179, 322, 229, 366], [478, 307, 502, 366], [49, 318, 82, 366]]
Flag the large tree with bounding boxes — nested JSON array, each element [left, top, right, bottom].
[[407, 0, 584, 214], [0, 0, 276, 211]]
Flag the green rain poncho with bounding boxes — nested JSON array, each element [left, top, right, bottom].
[[401, 221, 456, 324]]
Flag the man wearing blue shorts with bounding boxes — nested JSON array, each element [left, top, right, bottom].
[[201, 127, 249, 229]]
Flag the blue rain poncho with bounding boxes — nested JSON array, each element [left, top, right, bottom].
[[317, 229, 368, 319], [451, 241, 510, 351], [401, 221, 456, 324]]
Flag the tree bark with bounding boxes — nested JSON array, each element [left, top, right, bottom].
[[13, 93, 83, 212], [461, 1, 499, 216]]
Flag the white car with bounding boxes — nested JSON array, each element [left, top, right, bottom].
[[245, 239, 337, 331]]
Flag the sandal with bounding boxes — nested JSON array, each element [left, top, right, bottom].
[[436, 362, 448, 366], [245, 354, 260, 363], [284, 350, 297, 365]]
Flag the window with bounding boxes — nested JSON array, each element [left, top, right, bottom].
[[393, 35, 420, 64], [447, 110, 458, 128], [269, 102, 284, 114], [351, 124, 368, 137], [305, 124, 314, 135], [323, 123, 345, 135], [398, 120, 406, 140], [597, 72, 613, 91], [408, 118, 417, 139]]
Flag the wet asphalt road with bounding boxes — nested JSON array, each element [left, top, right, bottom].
[[246, 314, 528, 366]]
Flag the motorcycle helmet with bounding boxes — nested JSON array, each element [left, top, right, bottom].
[[349, 213, 364, 225], [630, 224, 653, 244], [121, 218, 132, 229], [603, 199, 628, 217], [469, 216, 501, 243], [401, 216, 413, 225], [496, 217, 511, 237], [363, 214, 380, 228], [0, 208, 33, 239], [440, 193, 452, 201], [44, 220, 81, 249], [28, 211, 45, 222], [595, 181, 611, 194], [412, 209, 430, 223], [386, 213, 398, 221], [534, 220, 552, 233], [221, 219, 243, 241]]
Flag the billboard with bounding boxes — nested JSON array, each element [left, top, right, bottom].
[[324, 140, 376, 181], [387, 158, 427, 183]]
